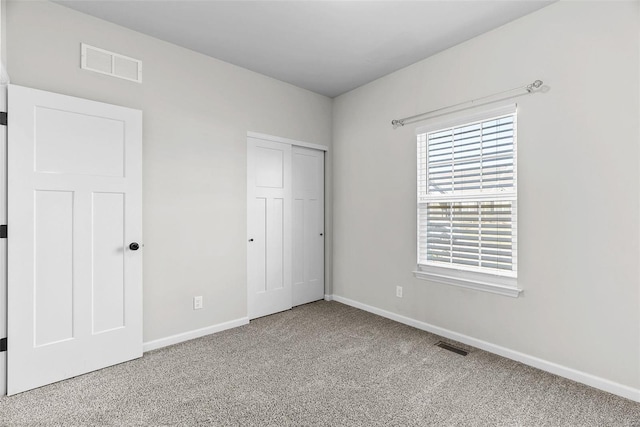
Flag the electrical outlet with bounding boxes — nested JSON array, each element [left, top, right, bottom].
[[396, 286, 403, 298], [193, 296, 203, 310]]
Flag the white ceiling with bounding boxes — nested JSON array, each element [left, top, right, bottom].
[[54, 1, 553, 98]]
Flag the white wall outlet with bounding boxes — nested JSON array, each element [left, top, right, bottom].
[[396, 286, 403, 298], [193, 296, 203, 310]]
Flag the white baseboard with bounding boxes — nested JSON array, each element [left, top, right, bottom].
[[143, 317, 249, 352], [328, 294, 640, 403]]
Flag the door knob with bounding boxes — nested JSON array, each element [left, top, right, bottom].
[[129, 242, 140, 251], [320, 233, 323, 236], [248, 238, 254, 242]]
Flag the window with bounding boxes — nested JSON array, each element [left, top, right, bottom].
[[414, 105, 521, 297]]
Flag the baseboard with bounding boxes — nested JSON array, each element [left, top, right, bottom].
[[330, 294, 640, 403], [324, 294, 334, 301], [143, 317, 249, 352]]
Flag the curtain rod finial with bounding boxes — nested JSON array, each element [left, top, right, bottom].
[[526, 79, 543, 92], [391, 119, 404, 129]]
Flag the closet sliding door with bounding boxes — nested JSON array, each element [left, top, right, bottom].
[[247, 135, 325, 320], [247, 138, 292, 320], [292, 147, 324, 306]]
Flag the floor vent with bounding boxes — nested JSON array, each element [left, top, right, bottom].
[[435, 341, 469, 356]]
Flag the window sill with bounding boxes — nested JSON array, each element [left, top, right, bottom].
[[413, 266, 522, 298]]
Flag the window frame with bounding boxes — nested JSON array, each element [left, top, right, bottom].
[[413, 104, 522, 297]]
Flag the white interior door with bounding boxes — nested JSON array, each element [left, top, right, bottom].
[[247, 138, 292, 319], [7, 84, 143, 395], [292, 147, 324, 306]]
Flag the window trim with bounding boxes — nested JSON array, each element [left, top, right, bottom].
[[415, 103, 521, 297], [413, 266, 522, 298]]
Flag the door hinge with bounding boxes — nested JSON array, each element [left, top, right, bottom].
[[0, 338, 6, 352], [0, 112, 6, 126], [0, 225, 6, 238]]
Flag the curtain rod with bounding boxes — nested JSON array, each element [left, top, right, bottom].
[[391, 79, 543, 129]]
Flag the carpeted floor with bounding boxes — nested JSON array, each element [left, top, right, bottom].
[[0, 301, 638, 426]]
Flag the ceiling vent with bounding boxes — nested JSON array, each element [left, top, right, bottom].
[[81, 43, 142, 83]]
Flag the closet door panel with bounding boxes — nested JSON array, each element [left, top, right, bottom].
[[292, 147, 324, 306]]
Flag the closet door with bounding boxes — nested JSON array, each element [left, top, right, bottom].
[[292, 147, 324, 306], [247, 138, 292, 319]]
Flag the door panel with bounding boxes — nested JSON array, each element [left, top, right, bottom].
[[247, 138, 291, 319], [34, 190, 74, 347], [34, 106, 125, 177], [7, 84, 143, 395], [292, 147, 324, 306], [307, 199, 321, 283], [266, 198, 285, 291], [92, 192, 126, 334], [254, 147, 284, 188], [292, 199, 304, 286], [250, 197, 267, 293]]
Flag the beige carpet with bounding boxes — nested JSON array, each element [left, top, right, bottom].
[[0, 301, 638, 426]]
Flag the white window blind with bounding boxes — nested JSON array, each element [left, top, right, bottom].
[[417, 109, 517, 277]]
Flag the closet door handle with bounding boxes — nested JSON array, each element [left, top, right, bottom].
[[248, 238, 254, 242]]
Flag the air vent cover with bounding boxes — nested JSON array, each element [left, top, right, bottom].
[[435, 341, 469, 356], [81, 44, 142, 83]]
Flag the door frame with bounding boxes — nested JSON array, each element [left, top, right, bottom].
[[0, 0, 8, 396], [247, 132, 328, 153]]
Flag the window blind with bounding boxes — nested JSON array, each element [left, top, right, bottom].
[[417, 112, 517, 275]]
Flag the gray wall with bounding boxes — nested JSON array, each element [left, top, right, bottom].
[[5, 0, 333, 343], [332, 1, 639, 390]]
